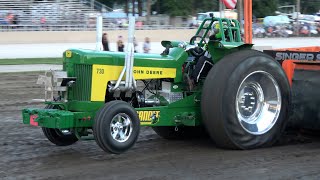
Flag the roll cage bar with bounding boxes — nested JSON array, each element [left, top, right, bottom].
[[195, 17, 243, 45]]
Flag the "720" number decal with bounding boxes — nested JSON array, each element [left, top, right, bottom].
[[96, 68, 104, 74]]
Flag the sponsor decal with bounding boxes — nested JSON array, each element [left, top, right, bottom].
[[137, 111, 160, 125], [264, 50, 320, 61]]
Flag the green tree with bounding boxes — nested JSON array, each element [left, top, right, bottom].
[[252, 0, 278, 18], [300, 0, 320, 14], [97, 0, 320, 19], [152, 0, 219, 17], [162, 0, 194, 17], [192, 0, 219, 15], [279, 0, 320, 14]]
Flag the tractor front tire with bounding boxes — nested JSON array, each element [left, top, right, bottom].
[[93, 101, 140, 154], [42, 128, 78, 146], [42, 105, 78, 146], [202, 49, 290, 149]]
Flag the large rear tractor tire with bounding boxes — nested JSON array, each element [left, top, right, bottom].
[[42, 105, 78, 146], [202, 49, 290, 149], [93, 101, 140, 154]]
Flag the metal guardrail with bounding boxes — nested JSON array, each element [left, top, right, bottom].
[[0, 24, 197, 32]]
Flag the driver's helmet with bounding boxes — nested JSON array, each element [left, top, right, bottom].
[[209, 22, 222, 40]]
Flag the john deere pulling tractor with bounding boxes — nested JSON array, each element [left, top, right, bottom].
[[22, 16, 291, 154]]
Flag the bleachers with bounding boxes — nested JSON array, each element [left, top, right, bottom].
[[0, 0, 103, 25], [0, 0, 191, 31]]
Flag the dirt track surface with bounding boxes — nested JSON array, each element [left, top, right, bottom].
[[1, 72, 320, 180]]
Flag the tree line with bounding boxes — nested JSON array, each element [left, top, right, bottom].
[[97, 0, 320, 18]]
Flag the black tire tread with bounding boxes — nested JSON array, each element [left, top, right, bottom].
[[42, 105, 78, 146], [202, 49, 290, 149], [93, 100, 140, 154], [42, 127, 78, 146]]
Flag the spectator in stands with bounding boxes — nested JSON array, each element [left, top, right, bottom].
[[135, 21, 143, 30], [143, 37, 151, 53], [117, 35, 125, 52], [40, 17, 47, 29], [12, 14, 18, 28], [122, 19, 128, 28], [117, 19, 122, 28], [0, 14, 7, 25], [133, 37, 138, 53], [102, 33, 109, 51], [5, 13, 13, 25]]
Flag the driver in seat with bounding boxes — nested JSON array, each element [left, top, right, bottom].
[[185, 24, 222, 90]]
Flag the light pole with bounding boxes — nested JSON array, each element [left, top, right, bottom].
[[219, 0, 225, 18], [295, 0, 300, 36], [237, 0, 243, 30]]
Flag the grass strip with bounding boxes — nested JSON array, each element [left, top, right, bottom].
[[0, 58, 62, 65]]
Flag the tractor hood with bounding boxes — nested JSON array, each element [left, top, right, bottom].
[[62, 47, 188, 102], [63, 47, 188, 69]]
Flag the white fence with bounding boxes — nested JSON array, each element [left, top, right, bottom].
[[0, 23, 196, 32]]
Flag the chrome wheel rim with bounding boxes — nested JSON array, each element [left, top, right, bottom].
[[56, 129, 72, 136], [60, 129, 72, 135], [236, 71, 281, 135], [110, 113, 133, 142]]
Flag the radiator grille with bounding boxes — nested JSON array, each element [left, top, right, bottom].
[[73, 64, 92, 101]]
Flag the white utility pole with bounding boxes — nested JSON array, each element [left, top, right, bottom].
[[219, 0, 225, 18], [95, 15, 103, 51]]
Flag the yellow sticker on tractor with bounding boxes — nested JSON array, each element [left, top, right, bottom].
[[65, 50, 72, 58], [91, 65, 176, 101], [137, 110, 160, 125]]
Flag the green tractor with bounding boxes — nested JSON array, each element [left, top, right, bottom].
[[22, 16, 290, 154]]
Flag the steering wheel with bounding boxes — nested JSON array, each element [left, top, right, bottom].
[[189, 35, 207, 58]]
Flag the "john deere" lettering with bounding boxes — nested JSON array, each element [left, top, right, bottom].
[[133, 70, 163, 75]]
